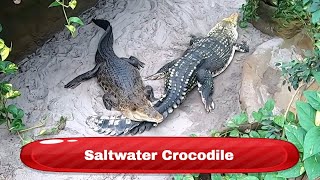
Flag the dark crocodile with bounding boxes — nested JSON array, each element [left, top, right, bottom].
[[86, 13, 249, 135], [64, 19, 163, 127]]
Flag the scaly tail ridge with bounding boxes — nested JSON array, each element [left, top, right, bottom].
[[86, 115, 141, 136]]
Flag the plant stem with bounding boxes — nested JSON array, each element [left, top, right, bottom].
[[19, 121, 45, 133], [284, 83, 303, 118], [62, 0, 70, 25]]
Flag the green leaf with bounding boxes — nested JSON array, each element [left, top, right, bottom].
[[5, 90, 21, 99], [173, 174, 184, 180], [284, 124, 306, 152], [315, 41, 320, 50], [303, 127, 320, 160], [311, 70, 320, 85], [274, 115, 285, 127], [10, 119, 25, 132], [68, 0, 77, 9], [252, 111, 263, 122], [264, 173, 286, 180], [277, 161, 304, 178], [286, 111, 296, 122], [15, 109, 24, 119], [0, 45, 11, 61], [229, 129, 240, 137], [258, 130, 268, 137], [190, 134, 197, 137], [7, 104, 18, 116], [0, 39, 4, 49], [226, 120, 239, 128], [211, 174, 222, 180], [316, 111, 320, 126], [232, 112, 248, 125], [242, 134, 250, 138], [48, 1, 61, 8], [249, 131, 260, 138], [303, 0, 310, 5], [304, 153, 320, 180], [303, 91, 320, 110], [240, 176, 259, 180], [264, 99, 275, 111], [21, 136, 33, 146], [182, 175, 194, 180], [68, 17, 84, 26], [65, 25, 76, 37], [0, 82, 12, 94], [311, 9, 320, 24], [0, 61, 18, 74], [296, 101, 316, 131]]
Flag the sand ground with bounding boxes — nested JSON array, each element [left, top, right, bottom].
[[0, 0, 271, 179]]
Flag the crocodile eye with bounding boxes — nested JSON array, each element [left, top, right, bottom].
[[132, 107, 137, 111]]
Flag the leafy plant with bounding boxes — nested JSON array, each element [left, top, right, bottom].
[[239, 0, 260, 28], [276, 50, 320, 91], [0, 25, 33, 145], [49, 0, 84, 37], [210, 95, 320, 179]]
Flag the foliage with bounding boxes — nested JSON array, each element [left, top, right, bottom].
[[239, 0, 259, 28], [38, 116, 67, 136], [174, 174, 199, 180], [49, 0, 84, 37], [276, 50, 320, 90], [175, 93, 320, 180], [0, 25, 25, 133], [0, 24, 36, 146], [214, 95, 319, 180]]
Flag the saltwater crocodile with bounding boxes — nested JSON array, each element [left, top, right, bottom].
[[86, 13, 249, 135], [64, 19, 163, 126]]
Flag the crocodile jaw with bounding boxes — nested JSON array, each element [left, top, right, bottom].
[[122, 109, 163, 123]]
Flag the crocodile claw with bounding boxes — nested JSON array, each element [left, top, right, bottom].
[[64, 81, 81, 89]]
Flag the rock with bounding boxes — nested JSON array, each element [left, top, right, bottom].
[[240, 32, 313, 118]]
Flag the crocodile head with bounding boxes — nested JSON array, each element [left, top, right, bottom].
[[207, 12, 239, 41], [122, 100, 163, 123]]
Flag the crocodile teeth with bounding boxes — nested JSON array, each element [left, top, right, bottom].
[[168, 108, 174, 114]]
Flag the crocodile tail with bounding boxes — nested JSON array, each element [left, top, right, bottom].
[[92, 19, 116, 58], [86, 115, 141, 136], [92, 19, 111, 31]]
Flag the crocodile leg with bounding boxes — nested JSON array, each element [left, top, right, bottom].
[[64, 64, 101, 89], [145, 59, 179, 80], [234, 41, 249, 53], [196, 69, 215, 112], [144, 85, 158, 102], [102, 93, 119, 110], [121, 56, 145, 69]]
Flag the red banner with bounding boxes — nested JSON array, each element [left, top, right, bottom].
[[20, 137, 299, 173]]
